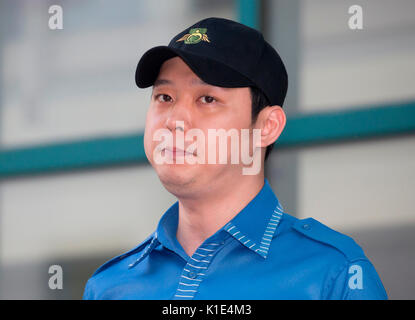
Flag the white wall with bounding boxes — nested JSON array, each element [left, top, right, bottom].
[[293, 0, 415, 229], [0, 166, 176, 264], [297, 135, 415, 230], [301, 0, 415, 110]]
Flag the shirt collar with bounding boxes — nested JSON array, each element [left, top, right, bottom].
[[128, 202, 183, 270], [156, 201, 189, 260], [222, 178, 284, 258], [155, 178, 284, 261]]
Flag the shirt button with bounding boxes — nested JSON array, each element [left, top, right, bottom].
[[302, 224, 311, 230], [188, 272, 197, 279]]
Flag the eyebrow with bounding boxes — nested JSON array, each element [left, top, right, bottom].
[[190, 78, 209, 86], [153, 79, 172, 87]]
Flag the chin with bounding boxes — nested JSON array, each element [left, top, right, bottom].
[[156, 163, 198, 191]]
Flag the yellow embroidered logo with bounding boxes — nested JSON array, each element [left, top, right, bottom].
[[176, 28, 210, 44]]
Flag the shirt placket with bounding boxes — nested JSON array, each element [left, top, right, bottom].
[[173, 237, 226, 300]]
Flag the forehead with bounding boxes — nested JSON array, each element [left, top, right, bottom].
[[155, 57, 232, 91], [157, 56, 197, 80]]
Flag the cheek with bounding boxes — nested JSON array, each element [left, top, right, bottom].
[[143, 127, 154, 163], [212, 99, 252, 131], [195, 120, 252, 163], [199, 114, 251, 132], [143, 108, 160, 161]]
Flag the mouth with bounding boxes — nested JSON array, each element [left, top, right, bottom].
[[162, 147, 197, 157]]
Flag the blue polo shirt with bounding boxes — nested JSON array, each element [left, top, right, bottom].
[[83, 179, 388, 300]]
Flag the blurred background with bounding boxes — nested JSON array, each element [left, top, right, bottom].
[[0, 0, 414, 299]]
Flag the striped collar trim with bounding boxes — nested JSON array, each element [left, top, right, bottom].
[[128, 232, 160, 269], [223, 203, 284, 259], [127, 204, 285, 269]]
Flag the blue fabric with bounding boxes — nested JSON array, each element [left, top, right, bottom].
[[83, 179, 388, 300]]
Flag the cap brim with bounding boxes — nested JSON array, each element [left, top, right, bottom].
[[135, 46, 255, 89]]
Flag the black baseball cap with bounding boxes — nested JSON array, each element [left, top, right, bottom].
[[135, 17, 288, 107]]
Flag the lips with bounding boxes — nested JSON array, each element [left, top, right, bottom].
[[163, 146, 196, 157]]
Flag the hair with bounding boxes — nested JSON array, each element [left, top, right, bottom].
[[250, 86, 275, 161]]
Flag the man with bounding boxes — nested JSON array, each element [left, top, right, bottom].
[[83, 17, 387, 300]]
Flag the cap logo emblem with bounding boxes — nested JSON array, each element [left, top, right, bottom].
[[176, 28, 210, 44]]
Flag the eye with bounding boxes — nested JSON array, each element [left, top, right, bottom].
[[200, 95, 216, 104], [155, 94, 173, 103]]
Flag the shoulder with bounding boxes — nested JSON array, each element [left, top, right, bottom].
[[91, 232, 156, 277], [282, 214, 366, 262], [278, 214, 388, 299], [83, 232, 157, 299]]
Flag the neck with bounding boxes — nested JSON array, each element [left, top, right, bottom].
[[176, 173, 265, 257]]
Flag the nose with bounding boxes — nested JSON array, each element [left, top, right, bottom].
[[164, 97, 192, 133]]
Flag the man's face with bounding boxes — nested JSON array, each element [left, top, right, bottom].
[[143, 56, 257, 194]]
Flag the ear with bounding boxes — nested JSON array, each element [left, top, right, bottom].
[[254, 105, 286, 148]]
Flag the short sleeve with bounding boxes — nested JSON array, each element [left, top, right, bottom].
[[82, 279, 95, 300], [327, 259, 388, 300]]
